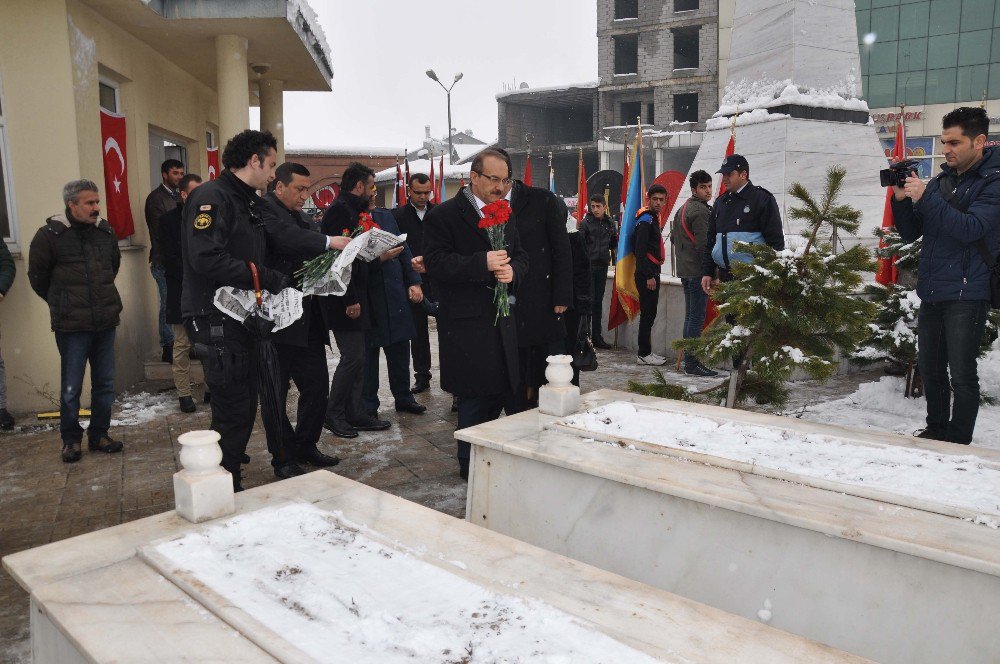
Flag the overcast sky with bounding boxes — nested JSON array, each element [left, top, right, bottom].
[[254, 0, 598, 152]]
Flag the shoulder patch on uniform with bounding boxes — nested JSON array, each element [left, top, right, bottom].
[[193, 212, 213, 230]]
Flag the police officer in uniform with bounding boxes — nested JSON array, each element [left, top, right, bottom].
[[182, 130, 350, 490], [700, 153, 785, 294]]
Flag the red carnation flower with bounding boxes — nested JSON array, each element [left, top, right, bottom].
[[357, 212, 380, 233], [479, 200, 512, 229]]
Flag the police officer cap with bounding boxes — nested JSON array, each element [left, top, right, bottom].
[[717, 154, 749, 174]]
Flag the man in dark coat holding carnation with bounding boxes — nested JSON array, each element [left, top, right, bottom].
[[423, 149, 529, 479]]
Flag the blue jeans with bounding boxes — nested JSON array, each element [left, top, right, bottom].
[[917, 300, 989, 443], [55, 328, 116, 444], [681, 277, 708, 367], [150, 265, 174, 347]]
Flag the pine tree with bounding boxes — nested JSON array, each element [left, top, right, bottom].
[[673, 166, 875, 407]]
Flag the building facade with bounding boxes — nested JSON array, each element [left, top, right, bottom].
[[0, 0, 332, 412], [858, 0, 1000, 177]]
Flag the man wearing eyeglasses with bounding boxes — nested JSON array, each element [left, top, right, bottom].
[[183, 130, 350, 491], [497, 149, 573, 413], [423, 149, 529, 480]]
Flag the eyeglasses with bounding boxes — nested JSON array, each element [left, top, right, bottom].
[[472, 170, 513, 186]]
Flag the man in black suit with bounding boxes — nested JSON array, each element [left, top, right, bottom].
[[423, 149, 529, 479], [503, 154, 573, 413], [392, 173, 435, 393], [145, 158, 184, 363], [261, 162, 341, 474]]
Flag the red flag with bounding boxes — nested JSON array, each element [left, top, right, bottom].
[[311, 184, 338, 210], [437, 153, 444, 202], [876, 114, 906, 285], [395, 162, 407, 207], [99, 109, 134, 239], [524, 154, 533, 186], [206, 147, 220, 181], [429, 156, 436, 203], [460, 177, 466, 188], [404, 159, 411, 193], [575, 151, 588, 224]]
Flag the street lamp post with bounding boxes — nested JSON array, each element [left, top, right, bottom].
[[426, 69, 463, 165]]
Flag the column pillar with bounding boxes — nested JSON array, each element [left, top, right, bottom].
[[258, 78, 285, 164], [215, 34, 249, 147]]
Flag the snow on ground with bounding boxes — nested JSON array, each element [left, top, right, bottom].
[[562, 402, 1000, 520], [797, 346, 1000, 452], [74, 390, 177, 431], [153, 503, 659, 663]]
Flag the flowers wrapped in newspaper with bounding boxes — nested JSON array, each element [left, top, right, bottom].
[[479, 200, 512, 323], [293, 213, 404, 297]]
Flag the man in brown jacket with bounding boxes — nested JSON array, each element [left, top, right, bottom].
[[670, 170, 717, 376], [28, 180, 124, 462]]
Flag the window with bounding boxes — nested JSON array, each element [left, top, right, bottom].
[[620, 101, 642, 125], [898, 38, 928, 71], [673, 27, 699, 69], [206, 129, 216, 149], [957, 64, 990, 101], [927, 33, 959, 69], [614, 34, 639, 75], [899, 2, 929, 40], [0, 73, 16, 243], [867, 73, 897, 107], [958, 29, 992, 66], [896, 70, 926, 105], [929, 0, 961, 36], [99, 80, 119, 113], [614, 0, 638, 20], [675, 0, 698, 11], [925, 67, 957, 103], [673, 93, 698, 123], [646, 102, 655, 124]]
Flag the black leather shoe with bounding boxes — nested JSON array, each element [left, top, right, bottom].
[[274, 461, 307, 480], [324, 419, 358, 438], [178, 396, 196, 413], [349, 416, 391, 431], [410, 379, 430, 394], [161, 345, 173, 364], [0, 408, 14, 431], [395, 401, 427, 415], [298, 447, 341, 467], [62, 442, 82, 463], [685, 363, 719, 377], [88, 435, 123, 454], [593, 338, 613, 350], [914, 428, 947, 441]]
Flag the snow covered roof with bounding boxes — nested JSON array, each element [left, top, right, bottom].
[[453, 143, 487, 163], [715, 78, 869, 118], [496, 81, 599, 99], [286, 145, 403, 157], [374, 159, 471, 184], [496, 81, 599, 108]]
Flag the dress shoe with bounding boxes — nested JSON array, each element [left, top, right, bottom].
[[0, 408, 14, 431], [61, 442, 82, 463], [298, 447, 341, 467], [178, 396, 196, 413], [410, 379, 430, 394], [323, 419, 358, 438], [593, 337, 613, 350], [273, 461, 307, 480], [914, 428, 947, 441], [685, 362, 719, 377], [161, 344, 173, 364], [349, 415, 391, 431], [88, 434, 123, 454], [395, 401, 427, 415]]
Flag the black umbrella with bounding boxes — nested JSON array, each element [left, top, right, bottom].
[[245, 262, 290, 467]]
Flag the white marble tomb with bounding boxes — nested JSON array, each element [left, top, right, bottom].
[[457, 389, 1000, 664]]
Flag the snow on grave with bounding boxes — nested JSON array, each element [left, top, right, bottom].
[[142, 502, 661, 663], [556, 402, 1000, 524]]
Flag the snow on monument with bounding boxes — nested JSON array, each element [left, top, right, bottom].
[[668, 0, 887, 249]]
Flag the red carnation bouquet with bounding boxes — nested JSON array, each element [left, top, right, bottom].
[[480, 200, 512, 322], [297, 212, 381, 288]]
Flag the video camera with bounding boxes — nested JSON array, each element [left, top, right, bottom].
[[880, 159, 919, 188]]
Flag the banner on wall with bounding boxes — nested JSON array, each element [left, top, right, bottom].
[[99, 109, 135, 239], [207, 147, 220, 180], [880, 136, 934, 179]]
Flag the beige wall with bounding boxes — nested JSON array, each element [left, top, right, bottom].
[[0, 0, 219, 412]]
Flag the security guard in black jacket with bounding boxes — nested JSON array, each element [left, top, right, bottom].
[[181, 131, 349, 490], [700, 154, 785, 295]]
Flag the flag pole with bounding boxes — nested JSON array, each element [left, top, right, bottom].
[[637, 116, 645, 202]]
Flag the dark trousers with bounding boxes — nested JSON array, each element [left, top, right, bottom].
[[917, 300, 989, 443], [55, 328, 116, 445], [590, 265, 609, 340], [506, 341, 564, 414], [362, 339, 416, 413], [410, 303, 432, 383], [635, 277, 660, 357], [326, 329, 365, 425], [261, 339, 329, 464], [681, 277, 708, 368], [456, 393, 508, 469], [564, 310, 582, 387]]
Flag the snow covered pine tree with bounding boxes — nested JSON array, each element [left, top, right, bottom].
[[673, 166, 875, 407]]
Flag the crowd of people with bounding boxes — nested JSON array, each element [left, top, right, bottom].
[[10, 105, 997, 483]]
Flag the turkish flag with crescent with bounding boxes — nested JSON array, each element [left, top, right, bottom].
[[207, 147, 220, 181], [99, 109, 134, 239]]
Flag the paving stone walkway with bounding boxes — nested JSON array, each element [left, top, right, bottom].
[[0, 325, 880, 662]]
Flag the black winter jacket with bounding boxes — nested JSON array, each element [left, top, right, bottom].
[[0, 239, 14, 296], [28, 213, 122, 332], [320, 192, 371, 332], [579, 212, 618, 266]]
